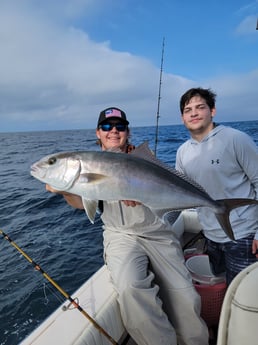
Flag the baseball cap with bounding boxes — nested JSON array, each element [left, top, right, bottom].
[[97, 107, 129, 127]]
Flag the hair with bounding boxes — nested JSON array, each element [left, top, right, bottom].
[[180, 87, 217, 114]]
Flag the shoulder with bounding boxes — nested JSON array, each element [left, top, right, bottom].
[[215, 125, 253, 142], [216, 126, 257, 156]]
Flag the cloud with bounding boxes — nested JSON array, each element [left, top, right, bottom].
[[0, 1, 258, 132], [235, 15, 258, 34], [235, 0, 258, 16], [205, 69, 258, 122], [234, 1, 258, 34], [0, 1, 161, 130]]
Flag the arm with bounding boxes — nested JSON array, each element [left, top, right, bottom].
[[234, 132, 258, 247], [46, 184, 84, 209], [46, 184, 140, 209], [234, 131, 258, 198]]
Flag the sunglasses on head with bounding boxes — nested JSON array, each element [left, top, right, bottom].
[[99, 123, 127, 132]]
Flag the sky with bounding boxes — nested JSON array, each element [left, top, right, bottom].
[[0, 0, 257, 132]]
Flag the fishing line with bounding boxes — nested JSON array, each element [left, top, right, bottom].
[[43, 283, 50, 305], [42, 282, 64, 306], [0, 229, 118, 345]]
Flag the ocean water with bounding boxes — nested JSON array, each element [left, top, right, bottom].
[[0, 121, 257, 345]]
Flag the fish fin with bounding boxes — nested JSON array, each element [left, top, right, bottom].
[[214, 212, 235, 241], [79, 173, 107, 183], [130, 141, 153, 159], [82, 199, 98, 223], [215, 198, 258, 241], [132, 142, 209, 194]]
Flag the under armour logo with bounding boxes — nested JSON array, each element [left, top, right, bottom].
[[211, 159, 220, 164]]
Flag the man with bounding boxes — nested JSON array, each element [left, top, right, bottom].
[[176, 87, 258, 285], [47, 107, 209, 345]]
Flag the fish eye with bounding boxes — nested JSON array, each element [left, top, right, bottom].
[[48, 157, 57, 165]]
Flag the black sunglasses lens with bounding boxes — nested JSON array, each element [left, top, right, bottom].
[[115, 124, 126, 131], [100, 124, 111, 131], [100, 123, 126, 132]]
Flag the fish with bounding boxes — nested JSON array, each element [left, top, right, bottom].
[[30, 142, 258, 241]]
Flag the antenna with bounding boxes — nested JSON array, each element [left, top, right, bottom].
[[154, 37, 165, 156], [256, 18, 258, 30]]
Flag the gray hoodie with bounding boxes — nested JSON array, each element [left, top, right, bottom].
[[176, 125, 258, 242]]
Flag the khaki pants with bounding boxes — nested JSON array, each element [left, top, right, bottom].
[[104, 230, 209, 345]]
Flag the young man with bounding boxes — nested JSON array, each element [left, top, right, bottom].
[[47, 107, 209, 345], [176, 88, 258, 285]]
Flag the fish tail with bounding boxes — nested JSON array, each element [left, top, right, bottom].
[[215, 198, 258, 241], [214, 211, 235, 241]]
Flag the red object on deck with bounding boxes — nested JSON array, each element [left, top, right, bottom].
[[185, 254, 227, 327], [194, 281, 227, 327]]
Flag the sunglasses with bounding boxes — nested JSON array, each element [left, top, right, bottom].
[[99, 123, 127, 132]]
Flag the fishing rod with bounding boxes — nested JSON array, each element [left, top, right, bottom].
[[0, 229, 118, 345], [154, 37, 165, 156]]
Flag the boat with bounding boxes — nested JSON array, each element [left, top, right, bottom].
[[19, 209, 258, 345]]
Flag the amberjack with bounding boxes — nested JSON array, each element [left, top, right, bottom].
[[31, 142, 258, 240]]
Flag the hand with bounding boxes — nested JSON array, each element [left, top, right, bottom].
[[122, 200, 141, 207], [46, 184, 69, 195], [252, 239, 258, 258], [46, 184, 58, 193], [46, 184, 83, 209]]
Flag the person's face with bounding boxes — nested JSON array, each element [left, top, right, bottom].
[[96, 121, 129, 151], [181, 96, 216, 136]]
